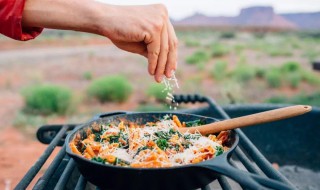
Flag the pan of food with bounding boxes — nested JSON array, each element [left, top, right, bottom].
[[66, 111, 295, 190]]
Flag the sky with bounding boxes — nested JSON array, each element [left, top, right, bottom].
[[98, 0, 320, 20]]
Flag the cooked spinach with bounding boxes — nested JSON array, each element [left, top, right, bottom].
[[184, 133, 201, 140], [173, 144, 180, 151], [80, 144, 87, 153], [215, 146, 224, 156], [118, 131, 129, 148], [91, 157, 106, 164], [94, 132, 102, 142], [168, 128, 183, 137], [116, 158, 131, 166], [134, 146, 150, 157], [181, 141, 191, 149], [169, 128, 177, 134], [185, 119, 205, 127], [109, 135, 120, 143], [156, 138, 169, 150], [92, 124, 105, 142], [154, 131, 170, 140]]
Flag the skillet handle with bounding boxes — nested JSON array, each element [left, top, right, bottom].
[[37, 124, 78, 145], [199, 157, 293, 190], [92, 111, 130, 120]]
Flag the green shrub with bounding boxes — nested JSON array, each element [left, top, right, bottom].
[[298, 31, 320, 39], [233, 44, 246, 54], [301, 71, 320, 85], [13, 112, 47, 129], [83, 71, 93, 80], [136, 104, 168, 112], [253, 32, 266, 39], [286, 72, 302, 88], [266, 47, 293, 57], [184, 38, 200, 47], [266, 92, 320, 106], [256, 67, 267, 78], [211, 44, 230, 57], [281, 61, 301, 73], [265, 96, 287, 104], [290, 92, 320, 106], [146, 83, 167, 102], [220, 32, 235, 39], [186, 50, 210, 64], [211, 61, 228, 80], [232, 64, 256, 83], [22, 84, 72, 115], [265, 69, 282, 88], [87, 75, 132, 103], [290, 40, 301, 49], [303, 50, 320, 61]]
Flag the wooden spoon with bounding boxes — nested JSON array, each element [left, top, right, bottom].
[[178, 105, 312, 135]]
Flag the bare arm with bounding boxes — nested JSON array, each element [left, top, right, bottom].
[[22, 0, 178, 82]]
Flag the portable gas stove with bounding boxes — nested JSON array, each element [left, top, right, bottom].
[[15, 94, 296, 190]]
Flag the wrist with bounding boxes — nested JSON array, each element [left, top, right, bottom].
[[90, 2, 116, 38]]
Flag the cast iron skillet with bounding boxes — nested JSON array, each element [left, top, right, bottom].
[[65, 112, 291, 190]]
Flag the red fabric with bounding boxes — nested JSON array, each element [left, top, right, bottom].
[[0, 0, 43, 41]]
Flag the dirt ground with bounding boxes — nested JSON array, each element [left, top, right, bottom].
[[0, 35, 159, 189], [0, 127, 59, 190]]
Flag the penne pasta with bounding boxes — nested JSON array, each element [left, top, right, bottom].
[[70, 115, 228, 168]]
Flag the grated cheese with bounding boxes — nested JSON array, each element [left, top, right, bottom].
[[75, 115, 226, 168], [162, 71, 179, 110]]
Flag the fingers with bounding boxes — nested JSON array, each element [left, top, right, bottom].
[[146, 29, 161, 76], [154, 23, 169, 82], [143, 4, 177, 82], [165, 20, 178, 78]]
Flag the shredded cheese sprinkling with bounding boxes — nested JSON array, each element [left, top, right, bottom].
[[162, 71, 179, 110]]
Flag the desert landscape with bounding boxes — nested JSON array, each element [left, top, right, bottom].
[[0, 5, 320, 190]]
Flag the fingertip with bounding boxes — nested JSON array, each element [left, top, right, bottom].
[[148, 63, 156, 76], [158, 76, 163, 83], [165, 70, 172, 78], [165, 63, 177, 78], [155, 75, 163, 83]]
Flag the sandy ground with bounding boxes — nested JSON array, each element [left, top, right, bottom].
[[0, 127, 56, 190], [0, 41, 150, 189]]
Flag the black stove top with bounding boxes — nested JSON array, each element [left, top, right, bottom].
[[15, 94, 296, 190]]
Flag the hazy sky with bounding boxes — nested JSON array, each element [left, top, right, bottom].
[[98, 0, 320, 20]]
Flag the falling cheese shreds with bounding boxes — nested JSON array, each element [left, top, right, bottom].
[[162, 71, 179, 110]]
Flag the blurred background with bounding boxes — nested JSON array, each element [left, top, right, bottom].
[[0, 0, 320, 189]]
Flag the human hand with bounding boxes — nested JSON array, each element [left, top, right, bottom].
[[97, 4, 178, 82], [21, 0, 177, 82]]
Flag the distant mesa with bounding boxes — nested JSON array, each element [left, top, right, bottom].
[[234, 6, 296, 29], [282, 12, 320, 30], [174, 6, 320, 30]]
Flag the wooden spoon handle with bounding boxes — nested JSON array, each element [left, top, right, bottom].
[[178, 105, 312, 135]]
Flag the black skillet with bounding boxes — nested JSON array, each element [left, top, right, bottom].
[[65, 112, 292, 190]]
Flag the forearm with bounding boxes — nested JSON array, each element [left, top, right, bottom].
[[22, 0, 107, 35], [21, 1, 178, 82]]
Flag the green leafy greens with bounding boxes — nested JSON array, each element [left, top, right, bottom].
[[185, 119, 206, 127], [156, 138, 169, 150], [91, 157, 106, 164], [215, 146, 224, 156]]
